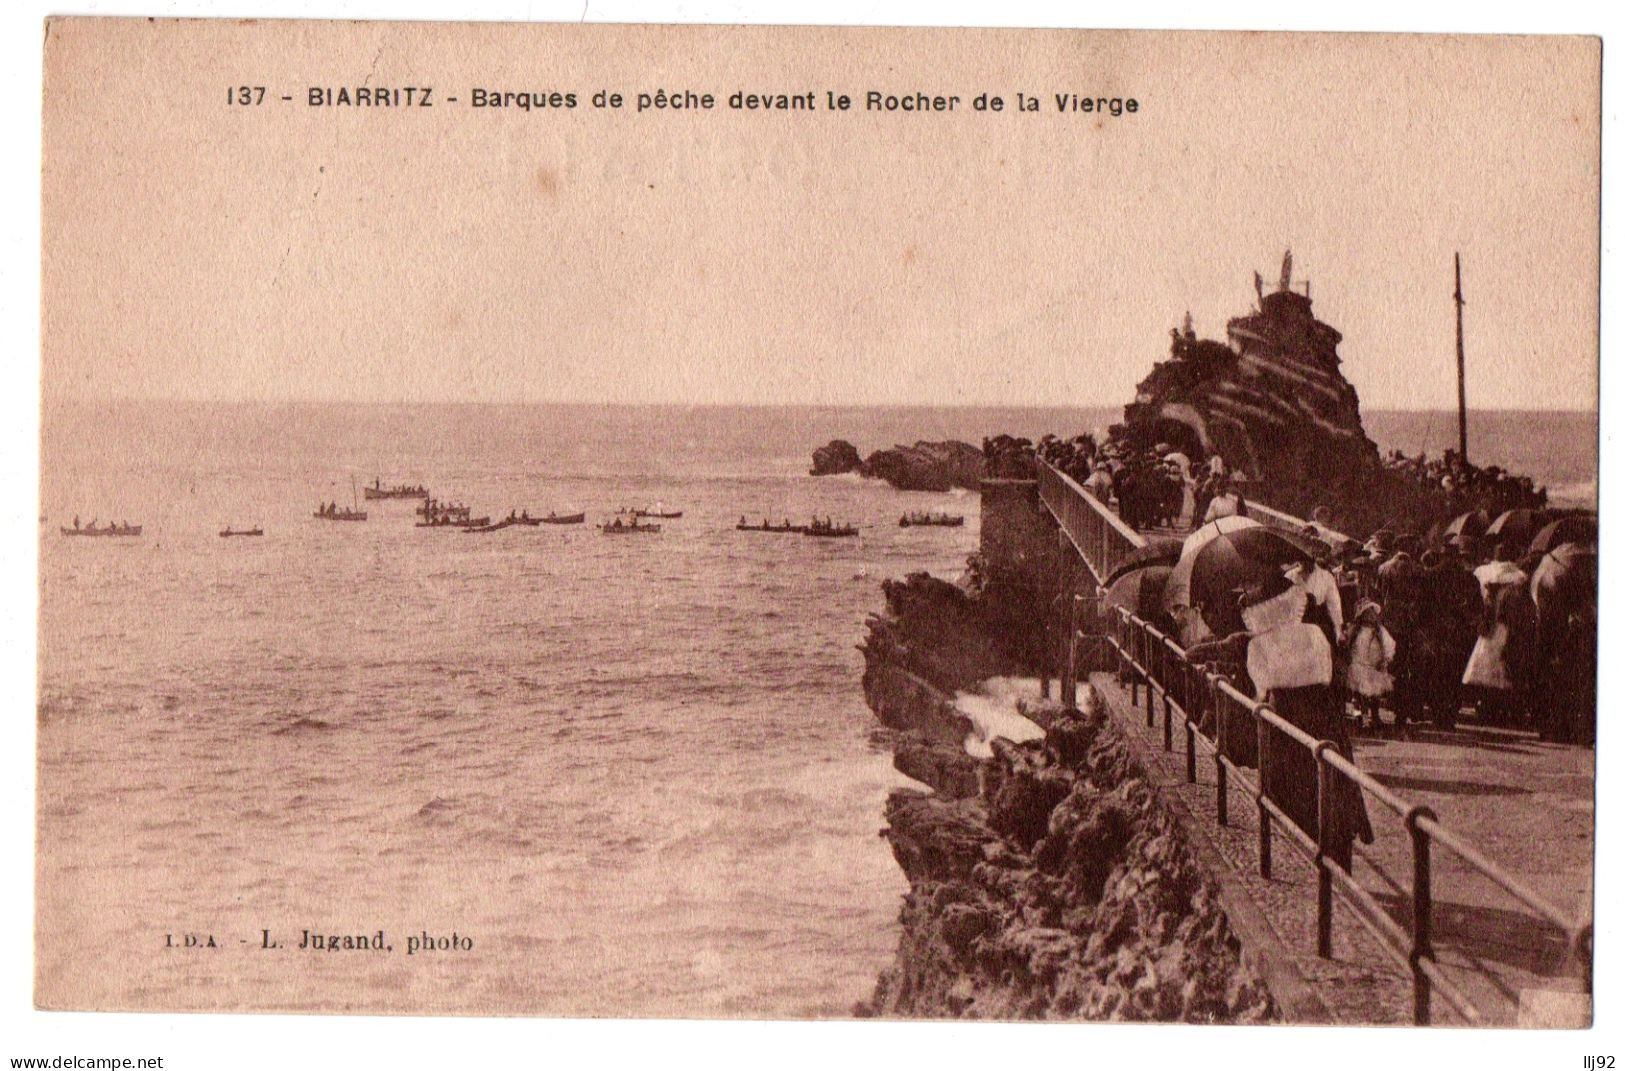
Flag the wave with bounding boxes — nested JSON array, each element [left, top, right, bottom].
[[953, 677, 1046, 759]]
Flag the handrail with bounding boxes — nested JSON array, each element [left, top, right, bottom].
[[1035, 459, 1145, 586], [1036, 452, 1592, 1024], [1099, 604, 1593, 1026]]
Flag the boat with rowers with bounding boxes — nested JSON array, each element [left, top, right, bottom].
[[61, 518, 142, 537], [620, 506, 684, 519], [540, 511, 586, 525], [416, 499, 471, 519], [899, 511, 965, 528], [737, 516, 806, 533], [363, 478, 429, 500], [314, 502, 367, 522], [600, 517, 661, 534], [804, 518, 859, 538], [417, 514, 491, 529], [219, 526, 264, 538]]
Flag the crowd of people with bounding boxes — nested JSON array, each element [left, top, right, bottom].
[[1164, 513, 1596, 748], [1380, 447, 1547, 519], [987, 429, 1594, 748]]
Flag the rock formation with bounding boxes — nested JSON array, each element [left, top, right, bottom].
[[858, 573, 1274, 1021], [1114, 253, 1543, 535], [809, 439, 863, 476], [862, 441, 985, 492], [810, 439, 986, 492]]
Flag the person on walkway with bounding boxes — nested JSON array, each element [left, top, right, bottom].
[[1238, 574, 1373, 871], [1463, 542, 1538, 728], [1346, 600, 1397, 731]]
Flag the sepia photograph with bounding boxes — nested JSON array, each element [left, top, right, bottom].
[[21, 7, 1607, 1061]]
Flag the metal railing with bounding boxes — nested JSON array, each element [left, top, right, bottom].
[[1033, 456, 1592, 1025], [1035, 460, 1145, 586], [1103, 603, 1593, 1026]]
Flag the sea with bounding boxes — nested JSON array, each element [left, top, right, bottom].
[[34, 401, 1596, 1017]]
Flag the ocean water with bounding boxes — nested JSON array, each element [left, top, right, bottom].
[[34, 401, 1595, 1016]]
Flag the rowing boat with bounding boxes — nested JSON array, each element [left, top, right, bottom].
[[60, 524, 142, 537]]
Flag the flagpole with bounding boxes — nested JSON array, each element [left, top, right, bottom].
[[1454, 252, 1468, 465]]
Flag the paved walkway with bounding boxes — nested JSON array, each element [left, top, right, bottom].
[[1088, 672, 1593, 1027]]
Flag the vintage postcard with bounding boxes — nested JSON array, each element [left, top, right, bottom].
[[37, 18, 1598, 1027]]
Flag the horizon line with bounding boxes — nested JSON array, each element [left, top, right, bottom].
[[42, 395, 1602, 416]]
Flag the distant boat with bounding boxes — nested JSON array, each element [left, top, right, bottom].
[[219, 526, 264, 538], [599, 520, 661, 534], [463, 518, 516, 533], [900, 511, 965, 528], [804, 520, 859, 539], [316, 479, 368, 522], [736, 518, 806, 533], [417, 515, 490, 529], [61, 522, 141, 537], [540, 512, 586, 525], [314, 506, 367, 522], [417, 501, 471, 519], [621, 506, 684, 519], [363, 478, 429, 500]]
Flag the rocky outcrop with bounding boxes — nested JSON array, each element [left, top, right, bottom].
[[862, 441, 986, 492], [858, 555, 1274, 1022], [809, 439, 863, 476], [1113, 253, 1545, 535], [810, 439, 986, 492], [859, 691, 1275, 1022]]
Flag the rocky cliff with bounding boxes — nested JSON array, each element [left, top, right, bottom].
[[857, 572, 1274, 1022], [810, 439, 986, 492]]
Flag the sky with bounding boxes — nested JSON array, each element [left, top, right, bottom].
[[41, 22, 1600, 411]]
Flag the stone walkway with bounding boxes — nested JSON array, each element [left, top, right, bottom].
[[1088, 672, 1593, 1027]]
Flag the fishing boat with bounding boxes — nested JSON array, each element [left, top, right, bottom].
[[899, 511, 965, 528], [736, 518, 806, 533], [314, 505, 367, 521], [219, 526, 264, 538], [363, 478, 429, 500], [315, 480, 368, 521], [804, 520, 859, 539], [416, 500, 471, 519], [539, 511, 586, 525], [60, 521, 142, 537], [620, 506, 684, 519], [463, 518, 516, 533], [599, 519, 661, 534], [416, 515, 491, 529]]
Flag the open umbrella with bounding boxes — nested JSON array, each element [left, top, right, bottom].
[[1484, 508, 1546, 557], [1164, 524, 1314, 637], [1529, 515, 1598, 557], [1104, 565, 1172, 621], [1442, 509, 1491, 544], [1162, 516, 1263, 610], [1101, 537, 1185, 587]]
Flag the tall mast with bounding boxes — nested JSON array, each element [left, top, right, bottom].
[[1454, 252, 1468, 465]]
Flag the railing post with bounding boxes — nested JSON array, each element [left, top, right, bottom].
[[1316, 741, 1334, 958], [1407, 806, 1437, 1025], [1258, 708, 1272, 880], [1185, 666, 1198, 782], [1062, 593, 1080, 708], [1215, 685, 1229, 826], [1162, 685, 1173, 752], [1145, 638, 1156, 728]]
